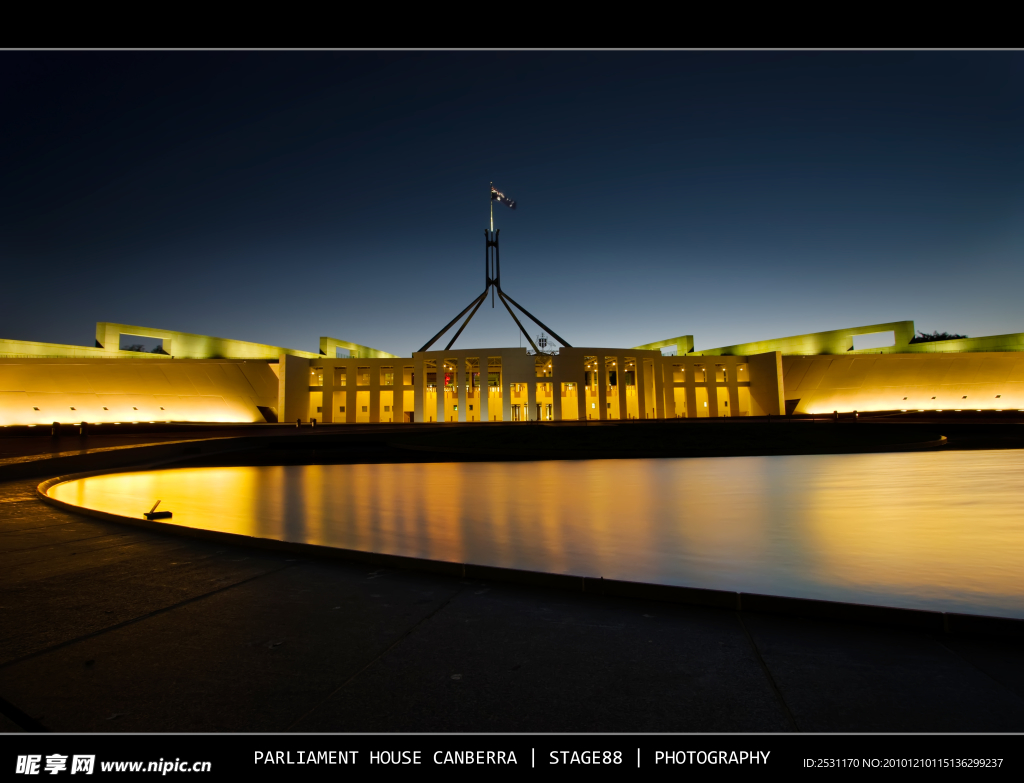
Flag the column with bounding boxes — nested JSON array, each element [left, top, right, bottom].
[[577, 354, 588, 421], [479, 360, 490, 423], [635, 358, 646, 420], [458, 359, 468, 423], [617, 356, 628, 420], [413, 357, 424, 424], [685, 381, 697, 419], [321, 361, 335, 423], [652, 359, 666, 419], [346, 366, 357, 423], [436, 367, 445, 423], [369, 362, 381, 423]]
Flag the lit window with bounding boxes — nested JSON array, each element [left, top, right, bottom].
[[591, 403, 596, 408]]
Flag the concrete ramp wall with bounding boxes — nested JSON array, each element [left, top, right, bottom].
[[783, 352, 1024, 414], [0, 359, 279, 425]]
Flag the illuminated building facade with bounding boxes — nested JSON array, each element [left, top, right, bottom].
[[2, 319, 1024, 426]]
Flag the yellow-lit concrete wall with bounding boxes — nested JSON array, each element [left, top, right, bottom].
[[279, 353, 312, 424], [0, 358, 279, 425], [0, 338, 162, 360], [783, 352, 1024, 414], [691, 321, 916, 358], [318, 337, 398, 360], [847, 331, 1024, 356], [632, 335, 694, 357], [96, 322, 323, 360]]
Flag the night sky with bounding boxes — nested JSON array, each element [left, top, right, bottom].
[[2, 51, 1023, 357]]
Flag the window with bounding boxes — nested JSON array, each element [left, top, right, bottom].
[[361, 406, 368, 412], [310, 368, 323, 387], [357, 368, 370, 386], [381, 367, 394, 386], [384, 405, 391, 412], [317, 406, 322, 412], [339, 406, 346, 412], [469, 405, 474, 411]]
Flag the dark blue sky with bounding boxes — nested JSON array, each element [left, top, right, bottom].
[[2, 51, 1023, 356]]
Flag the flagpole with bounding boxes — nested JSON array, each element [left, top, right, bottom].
[[489, 181, 494, 233]]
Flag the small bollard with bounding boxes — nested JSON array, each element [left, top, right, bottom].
[[834, 410, 838, 422], [79, 422, 87, 436], [854, 410, 858, 420], [296, 419, 301, 428], [51, 421, 60, 437], [311, 418, 316, 427]]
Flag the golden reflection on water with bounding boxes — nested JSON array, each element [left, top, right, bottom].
[[49, 451, 1024, 618]]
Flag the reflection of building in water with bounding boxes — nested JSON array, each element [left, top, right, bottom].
[[4, 319, 1024, 424]]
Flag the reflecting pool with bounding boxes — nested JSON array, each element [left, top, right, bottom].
[[49, 450, 1024, 618]]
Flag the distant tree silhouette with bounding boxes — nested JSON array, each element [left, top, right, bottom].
[[909, 330, 968, 344], [121, 343, 166, 353]]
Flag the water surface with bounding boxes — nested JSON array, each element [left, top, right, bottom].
[[49, 451, 1024, 618]]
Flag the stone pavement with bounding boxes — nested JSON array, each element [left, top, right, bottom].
[[1, 476, 1023, 733]]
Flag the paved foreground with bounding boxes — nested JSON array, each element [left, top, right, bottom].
[[1, 477, 1023, 733]]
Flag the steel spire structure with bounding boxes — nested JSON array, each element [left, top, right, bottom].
[[418, 185, 571, 354]]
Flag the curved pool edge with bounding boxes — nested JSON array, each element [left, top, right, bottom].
[[36, 465, 1024, 640]]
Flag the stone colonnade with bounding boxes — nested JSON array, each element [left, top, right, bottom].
[[277, 348, 785, 423]]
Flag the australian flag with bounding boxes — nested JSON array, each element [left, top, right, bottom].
[[491, 186, 516, 210]]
